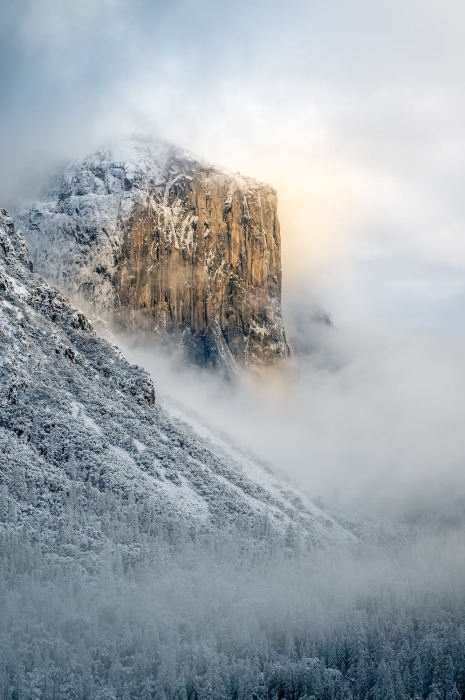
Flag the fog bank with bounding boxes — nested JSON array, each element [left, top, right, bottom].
[[118, 312, 465, 520]]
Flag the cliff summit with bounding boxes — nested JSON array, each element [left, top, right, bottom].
[[19, 136, 289, 370]]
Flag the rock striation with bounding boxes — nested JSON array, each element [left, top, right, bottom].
[[18, 135, 289, 369]]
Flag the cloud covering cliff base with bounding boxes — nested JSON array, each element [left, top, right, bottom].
[[119, 310, 465, 522]]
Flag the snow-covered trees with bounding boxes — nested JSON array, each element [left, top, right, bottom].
[[2, 484, 465, 700]]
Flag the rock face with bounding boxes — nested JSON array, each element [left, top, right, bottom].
[[19, 136, 289, 369]]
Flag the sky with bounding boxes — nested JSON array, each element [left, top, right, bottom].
[[2, 0, 465, 515]]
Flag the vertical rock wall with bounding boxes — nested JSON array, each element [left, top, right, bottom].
[[20, 136, 289, 369]]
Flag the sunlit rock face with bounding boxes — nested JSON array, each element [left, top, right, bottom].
[[19, 136, 289, 370]]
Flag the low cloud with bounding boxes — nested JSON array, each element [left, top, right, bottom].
[[118, 307, 465, 521]]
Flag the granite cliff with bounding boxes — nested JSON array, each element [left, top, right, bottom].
[[19, 136, 289, 370]]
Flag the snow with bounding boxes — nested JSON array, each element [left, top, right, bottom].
[[157, 474, 210, 521], [5, 274, 30, 299], [164, 396, 357, 543], [133, 438, 146, 452]]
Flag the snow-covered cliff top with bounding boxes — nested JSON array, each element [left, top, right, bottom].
[[16, 134, 289, 368]]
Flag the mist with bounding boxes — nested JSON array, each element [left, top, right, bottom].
[[114, 310, 465, 521]]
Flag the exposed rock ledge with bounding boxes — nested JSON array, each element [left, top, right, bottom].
[[18, 135, 289, 370]]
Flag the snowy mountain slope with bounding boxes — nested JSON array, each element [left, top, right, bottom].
[[0, 208, 355, 547], [16, 135, 289, 370], [162, 396, 364, 541]]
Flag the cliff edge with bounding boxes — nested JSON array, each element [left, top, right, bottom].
[[19, 136, 289, 369]]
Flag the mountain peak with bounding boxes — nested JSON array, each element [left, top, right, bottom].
[[18, 137, 289, 370]]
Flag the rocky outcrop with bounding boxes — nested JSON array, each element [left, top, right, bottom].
[[18, 136, 289, 369]]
